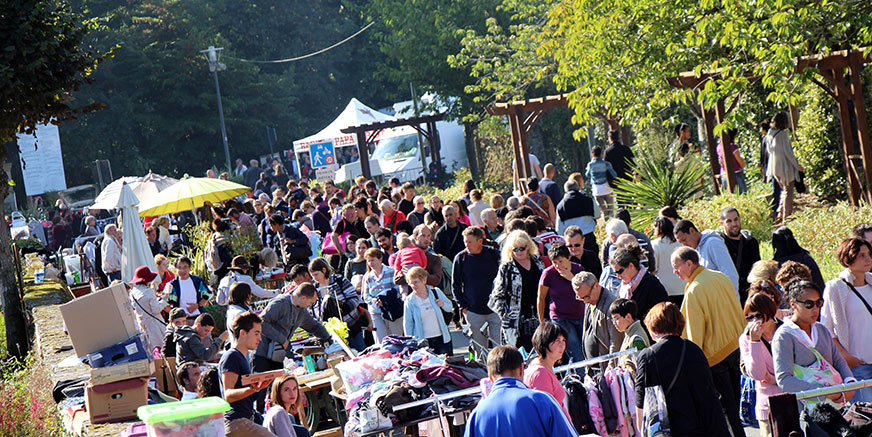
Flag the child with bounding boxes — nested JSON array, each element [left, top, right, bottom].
[[391, 233, 427, 272], [608, 298, 650, 374], [161, 308, 188, 359], [403, 267, 453, 355]]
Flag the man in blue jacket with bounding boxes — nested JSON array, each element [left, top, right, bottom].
[[464, 345, 578, 437], [674, 219, 740, 294]]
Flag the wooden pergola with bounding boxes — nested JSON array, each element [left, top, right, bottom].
[[486, 94, 569, 193], [340, 113, 445, 180], [667, 48, 872, 204]]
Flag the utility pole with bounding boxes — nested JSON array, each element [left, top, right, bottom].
[[201, 46, 231, 171]]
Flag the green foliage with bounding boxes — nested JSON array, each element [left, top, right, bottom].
[[178, 222, 211, 280], [613, 157, 708, 229], [794, 85, 846, 200], [418, 168, 508, 204], [680, 187, 775, 244], [786, 203, 872, 268], [0, 355, 65, 436]]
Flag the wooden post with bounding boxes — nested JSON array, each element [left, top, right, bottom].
[[355, 131, 372, 180], [509, 108, 526, 194], [715, 98, 737, 193], [831, 68, 862, 206], [701, 105, 722, 195], [849, 55, 872, 203]]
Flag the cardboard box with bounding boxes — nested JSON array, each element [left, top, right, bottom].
[[240, 369, 284, 386], [88, 334, 149, 368], [90, 359, 154, 386], [60, 283, 139, 358], [85, 378, 149, 424], [152, 357, 178, 397]]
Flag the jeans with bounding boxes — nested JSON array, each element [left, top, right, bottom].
[[347, 331, 366, 353], [711, 349, 747, 437], [594, 193, 615, 219], [554, 318, 585, 363], [426, 335, 453, 356], [720, 170, 748, 194], [850, 363, 872, 403], [251, 354, 284, 413], [465, 311, 501, 352], [371, 313, 404, 344], [106, 271, 121, 283]]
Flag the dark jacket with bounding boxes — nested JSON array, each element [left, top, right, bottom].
[[775, 252, 825, 290], [453, 247, 501, 314], [605, 142, 635, 181], [631, 272, 669, 325], [167, 275, 212, 314], [538, 177, 562, 208], [432, 222, 468, 261], [556, 190, 596, 222], [635, 336, 731, 437], [161, 324, 178, 358], [174, 325, 222, 365]]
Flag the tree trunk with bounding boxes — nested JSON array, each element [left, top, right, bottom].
[[0, 143, 29, 358], [463, 122, 481, 179]]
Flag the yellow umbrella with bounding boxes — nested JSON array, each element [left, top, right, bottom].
[[137, 177, 250, 217]]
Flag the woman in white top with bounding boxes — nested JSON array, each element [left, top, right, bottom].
[[128, 266, 168, 354], [360, 248, 403, 342], [650, 217, 686, 305], [264, 374, 302, 437], [226, 282, 253, 345], [821, 237, 872, 403]]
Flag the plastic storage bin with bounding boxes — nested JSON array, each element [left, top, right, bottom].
[[137, 397, 230, 437]]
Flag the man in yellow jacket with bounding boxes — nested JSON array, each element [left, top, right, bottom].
[[671, 246, 746, 437]]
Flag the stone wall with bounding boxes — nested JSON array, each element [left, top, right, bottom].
[[27, 283, 132, 436]]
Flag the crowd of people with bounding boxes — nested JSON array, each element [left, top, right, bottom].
[[52, 119, 872, 436]]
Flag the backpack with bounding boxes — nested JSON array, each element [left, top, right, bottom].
[[205, 235, 223, 272], [562, 374, 596, 435]]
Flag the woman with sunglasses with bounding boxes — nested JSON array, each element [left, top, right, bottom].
[[609, 246, 668, 329], [772, 281, 855, 407], [489, 230, 545, 351], [738, 293, 783, 435]]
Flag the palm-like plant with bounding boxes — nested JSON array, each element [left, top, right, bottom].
[[612, 156, 708, 229]]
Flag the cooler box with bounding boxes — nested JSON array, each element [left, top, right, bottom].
[[88, 334, 149, 368], [86, 378, 149, 424], [137, 397, 230, 437]]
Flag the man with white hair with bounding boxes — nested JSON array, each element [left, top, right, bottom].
[[480, 208, 503, 242], [406, 196, 428, 228], [101, 224, 123, 282], [233, 158, 247, 177], [379, 199, 406, 233], [432, 205, 468, 261]]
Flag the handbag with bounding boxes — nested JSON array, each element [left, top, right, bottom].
[[795, 170, 807, 194], [792, 345, 844, 408], [428, 286, 454, 325], [377, 287, 405, 322], [740, 375, 759, 428], [321, 231, 350, 255], [643, 340, 685, 437]]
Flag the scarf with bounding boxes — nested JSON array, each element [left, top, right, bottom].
[[781, 318, 819, 349], [619, 267, 647, 300]]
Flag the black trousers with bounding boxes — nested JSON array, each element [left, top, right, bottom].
[[710, 349, 747, 437]]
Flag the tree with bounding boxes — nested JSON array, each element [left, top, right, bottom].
[[0, 0, 108, 358]]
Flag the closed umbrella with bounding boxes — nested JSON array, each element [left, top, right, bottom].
[[92, 172, 179, 210], [118, 183, 158, 283], [137, 177, 250, 217]]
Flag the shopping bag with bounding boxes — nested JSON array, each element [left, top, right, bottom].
[[321, 231, 350, 255], [740, 375, 759, 428]]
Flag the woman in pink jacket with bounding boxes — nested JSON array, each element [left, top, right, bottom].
[[738, 293, 783, 436]]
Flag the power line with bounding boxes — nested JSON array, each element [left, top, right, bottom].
[[224, 22, 374, 64]]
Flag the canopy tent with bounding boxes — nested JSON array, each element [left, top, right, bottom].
[[118, 183, 158, 283], [137, 177, 250, 217], [292, 98, 395, 153], [91, 172, 179, 210]]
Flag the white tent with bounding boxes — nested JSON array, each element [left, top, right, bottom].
[[118, 183, 158, 283], [292, 98, 395, 153]]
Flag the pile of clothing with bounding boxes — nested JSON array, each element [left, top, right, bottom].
[[561, 366, 638, 436], [338, 335, 487, 436]]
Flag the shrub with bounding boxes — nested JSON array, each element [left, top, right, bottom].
[[680, 185, 774, 241], [793, 85, 846, 200], [614, 156, 708, 229], [417, 167, 507, 205], [0, 355, 64, 436], [785, 203, 872, 277]]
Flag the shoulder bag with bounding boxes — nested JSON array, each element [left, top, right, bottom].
[[643, 340, 686, 437]]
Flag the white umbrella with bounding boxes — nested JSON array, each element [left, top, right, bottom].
[[92, 172, 179, 210], [118, 182, 158, 283]]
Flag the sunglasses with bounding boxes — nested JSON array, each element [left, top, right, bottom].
[[614, 267, 626, 276], [567, 243, 583, 248], [512, 246, 527, 253], [795, 298, 824, 309], [745, 313, 764, 322]]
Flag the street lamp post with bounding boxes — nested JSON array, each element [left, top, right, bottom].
[[200, 46, 231, 171]]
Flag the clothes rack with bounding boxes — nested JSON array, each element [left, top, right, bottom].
[[795, 378, 872, 401], [553, 349, 637, 374]]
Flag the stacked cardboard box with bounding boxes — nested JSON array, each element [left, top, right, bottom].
[[60, 284, 153, 424]]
